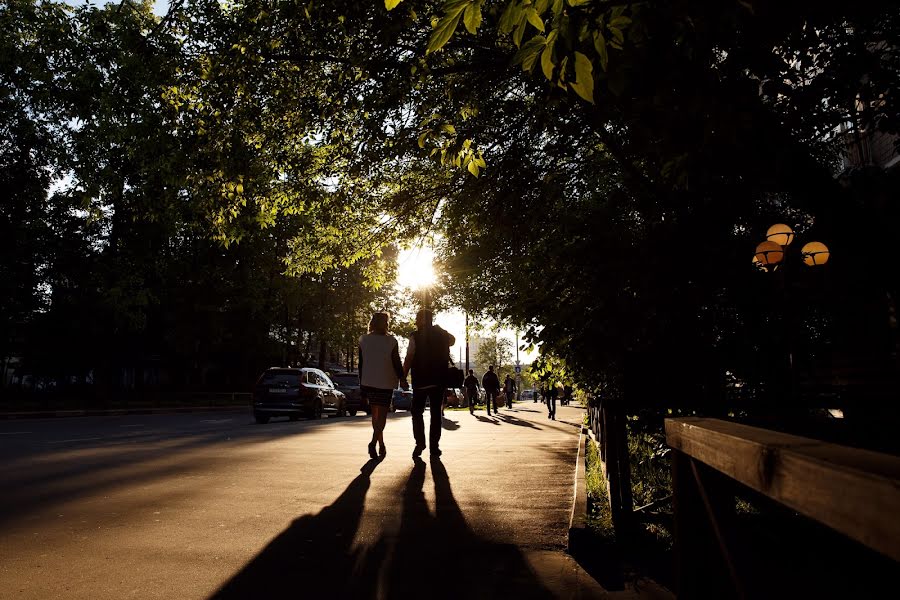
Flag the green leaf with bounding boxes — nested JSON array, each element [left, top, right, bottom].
[[525, 7, 545, 32], [513, 14, 528, 46], [427, 1, 469, 53], [593, 31, 608, 71], [512, 35, 546, 71], [567, 0, 591, 6], [463, 1, 483, 34], [418, 131, 429, 148], [467, 159, 480, 177], [608, 26, 624, 45], [570, 51, 594, 103], [609, 15, 632, 28], [440, 123, 457, 134], [541, 42, 555, 81], [499, 1, 522, 34], [385, 0, 403, 10], [534, 0, 550, 14], [552, 0, 564, 17]]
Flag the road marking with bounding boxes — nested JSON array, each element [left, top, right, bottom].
[[0, 431, 32, 435], [48, 437, 103, 444]]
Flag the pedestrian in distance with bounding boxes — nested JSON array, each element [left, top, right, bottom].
[[547, 383, 558, 420], [359, 312, 405, 459], [481, 365, 501, 415], [504, 374, 516, 408], [403, 309, 456, 459], [464, 369, 480, 415]]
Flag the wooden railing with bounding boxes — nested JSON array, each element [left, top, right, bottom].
[[666, 417, 900, 598], [586, 395, 634, 533]]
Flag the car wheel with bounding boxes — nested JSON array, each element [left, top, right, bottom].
[[336, 401, 346, 417], [348, 409, 357, 417], [254, 413, 270, 424], [313, 400, 323, 419]]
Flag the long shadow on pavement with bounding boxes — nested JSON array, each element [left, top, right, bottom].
[[211, 457, 386, 599], [495, 413, 543, 430], [212, 457, 555, 600]]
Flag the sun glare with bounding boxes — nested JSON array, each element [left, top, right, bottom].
[[397, 246, 437, 290]]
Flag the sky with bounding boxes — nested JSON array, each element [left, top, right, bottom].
[[68, 0, 169, 16]]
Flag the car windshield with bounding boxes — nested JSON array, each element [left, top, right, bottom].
[[332, 375, 359, 386], [261, 370, 301, 385]]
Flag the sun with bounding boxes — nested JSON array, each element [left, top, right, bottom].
[[397, 246, 437, 290]]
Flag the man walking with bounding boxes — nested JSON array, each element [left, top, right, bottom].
[[403, 309, 455, 458], [464, 369, 480, 415], [547, 382, 558, 420], [481, 365, 500, 415], [503, 374, 517, 409]]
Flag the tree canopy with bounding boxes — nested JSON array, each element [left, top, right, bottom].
[[2, 0, 898, 408]]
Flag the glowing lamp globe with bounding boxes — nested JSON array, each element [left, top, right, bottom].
[[755, 241, 784, 266], [801, 241, 830, 266], [766, 223, 795, 246]]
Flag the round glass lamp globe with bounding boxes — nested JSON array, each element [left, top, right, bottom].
[[766, 223, 795, 246], [755, 241, 784, 265], [801, 241, 830, 266]]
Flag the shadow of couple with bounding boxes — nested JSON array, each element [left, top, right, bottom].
[[212, 457, 553, 599]]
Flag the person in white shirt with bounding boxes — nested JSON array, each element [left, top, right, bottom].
[[359, 312, 406, 458]]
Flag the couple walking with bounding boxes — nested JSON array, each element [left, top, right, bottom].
[[358, 309, 455, 459]]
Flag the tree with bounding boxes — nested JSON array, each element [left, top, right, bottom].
[[475, 334, 512, 371]]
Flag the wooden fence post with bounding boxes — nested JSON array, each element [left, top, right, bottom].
[[673, 451, 743, 599], [603, 402, 635, 539]]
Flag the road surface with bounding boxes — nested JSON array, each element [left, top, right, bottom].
[[1, 402, 603, 599]]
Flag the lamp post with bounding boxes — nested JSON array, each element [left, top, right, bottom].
[[465, 312, 470, 374], [752, 223, 830, 404]]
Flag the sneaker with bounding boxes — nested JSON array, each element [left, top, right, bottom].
[[412, 444, 425, 458]]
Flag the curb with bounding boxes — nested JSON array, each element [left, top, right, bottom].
[[568, 425, 590, 554], [0, 405, 251, 420]]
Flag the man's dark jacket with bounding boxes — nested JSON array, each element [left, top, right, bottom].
[[410, 326, 451, 388]]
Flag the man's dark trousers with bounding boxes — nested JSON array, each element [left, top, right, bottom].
[[485, 390, 498, 415], [547, 394, 556, 419], [411, 387, 444, 452]]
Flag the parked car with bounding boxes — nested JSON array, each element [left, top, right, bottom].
[[521, 389, 535, 402], [252, 367, 347, 424], [392, 387, 413, 411], [329, 371, 368, 416]]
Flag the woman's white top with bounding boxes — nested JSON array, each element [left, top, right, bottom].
[[359, 333, 401, 390]]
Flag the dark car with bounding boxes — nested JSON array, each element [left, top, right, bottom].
[[252, 367, 347, 424], [329, 371, 368, 416]]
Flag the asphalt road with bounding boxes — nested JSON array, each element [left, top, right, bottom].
[[0, 402, 599, 599]]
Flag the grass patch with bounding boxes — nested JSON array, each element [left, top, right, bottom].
[[585, 437, 615, 540]]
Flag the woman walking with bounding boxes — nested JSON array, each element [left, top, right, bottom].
[[359, 312, 405, 458]]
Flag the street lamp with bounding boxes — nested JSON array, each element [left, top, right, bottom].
[[752, 223, 831, 404], [753, 224, 829, 272]]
